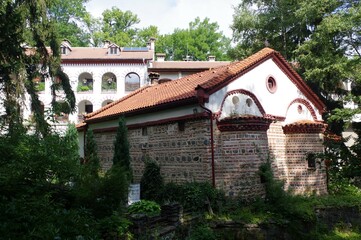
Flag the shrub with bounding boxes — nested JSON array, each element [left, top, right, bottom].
[[127, 200, 161, 217], [77, 85, 92, 92], [161, 182, 225, 212], [188, 224, 218, 240], [140, 158, 164, 201]]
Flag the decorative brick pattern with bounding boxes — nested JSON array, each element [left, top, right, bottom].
[[268, 122, 327, 195], [93, 118, 327, 198], [283, 133, 327, 194], [95, 119, 212, 183], [214, 128, 268, 199]]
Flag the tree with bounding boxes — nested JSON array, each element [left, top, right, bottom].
[[47, 0, 90, 46], [112, 116, 132, 181], [140, 158, 164, 201], [84, 129, 100, 178], [133, 25, 160, 47], [230, 0, 313, 60], [156, 17, 231, 61], [295, 1, 361, 128], [99, 7, 140, 47], [0, 0, 75, 136], [231, 0, 361, 181]]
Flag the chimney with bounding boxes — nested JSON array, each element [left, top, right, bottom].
[[156, 53, 166, 62], [208, 55, 216, 62], [103, 40, 111, 48], [148, 72, 160, 85], [148, 37, 156, 51]]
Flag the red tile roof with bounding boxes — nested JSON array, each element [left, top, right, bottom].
[[84, 47, 325, 124], [149, 61, 230, 70], [283, 120, 327, 134], [61, 47, 153, 61]]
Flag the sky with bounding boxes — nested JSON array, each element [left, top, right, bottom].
[[85, 0, 240, 39]]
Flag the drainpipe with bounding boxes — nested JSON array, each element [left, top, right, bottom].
[[196, 86, 215, 188]]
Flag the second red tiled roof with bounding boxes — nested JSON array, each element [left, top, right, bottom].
[[85, 47, 324, 123]]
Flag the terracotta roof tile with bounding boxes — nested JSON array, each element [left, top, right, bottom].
[[85, 48, 323, 123], [150, 61, 230, 70], [61, 47, 153, 60]]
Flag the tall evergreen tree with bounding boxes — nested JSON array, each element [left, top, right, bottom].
[[84, 129, 100, 178], [0, 0, 75, 136], [112, 116, 132, 181]]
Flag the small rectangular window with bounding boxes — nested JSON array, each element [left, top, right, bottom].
[[307, 153, 316, 168], [110, 47, 118, 55], [178, 121, 185, 132], [142, 127, 148, 136], [61, 47, 67, 55]]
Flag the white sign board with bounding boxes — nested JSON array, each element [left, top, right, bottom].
[[128, 183, 140, 205]]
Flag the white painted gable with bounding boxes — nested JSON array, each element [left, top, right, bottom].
[[208, 58, 322, 124]]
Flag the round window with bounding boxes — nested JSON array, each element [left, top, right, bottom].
[[232, 96, 240, 105], [266, 77, 277, 93]]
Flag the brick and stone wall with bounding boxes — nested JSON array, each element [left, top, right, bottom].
[[93, 117, 327, 198], [94, 119, 212, 183], [267, 122, 286, 181], [214, 129, 268, 199], [267, 122, 327, 195], [283, 133, 327, 194]]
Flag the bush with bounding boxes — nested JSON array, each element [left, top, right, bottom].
[[127, 200, 161, 217], [140, 158, 164, 201], [161, 182, 225, 212], [188, 224, 218, 240]]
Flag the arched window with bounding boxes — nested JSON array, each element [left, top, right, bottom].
[[78, 72, 93, 92], [102, 72, 117, 92], [125, 72, 140, 91], [102, 100, 113, 107]]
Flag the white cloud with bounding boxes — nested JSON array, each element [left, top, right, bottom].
[[85, 0, 240, 38]]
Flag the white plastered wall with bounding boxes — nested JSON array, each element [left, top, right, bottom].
[[207, 59, 322, 123]]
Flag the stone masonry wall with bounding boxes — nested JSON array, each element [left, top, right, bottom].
[[214, 128, 269, 199], [94, 119, 212, 184], [267, 122, 327, 195], [267, 122, 286, 181], [284, 133, 327, 194]]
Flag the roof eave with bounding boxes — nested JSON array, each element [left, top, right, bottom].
[[84, 97, 199, 124]]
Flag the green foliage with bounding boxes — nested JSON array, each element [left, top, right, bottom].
[[127, 200, 161, 217], [0, 130, 98, 239], [101, 80, 116, 91], [112, 116, 132, 181], [84, 129, 100, 178], [140, 158, 164, 201], [77, 84, 92, 92], [74, 161, 129, 218], [35, 81, 45, 91], [47, 0, 90, 46], [161, 182, 225, 212], [157, 17, 231, 61], [100, 7, 140, 46], [98, 211, 132, 239], [0, 0, 75, 136], [258, 159, 315, 222], [188, 224, 218, 240]]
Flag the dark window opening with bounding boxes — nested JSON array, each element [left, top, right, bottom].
[[178, 121, 185, 131], [142, 127, 148, 136], [85, 104, 93, 114], [307, 153, 316, 168]]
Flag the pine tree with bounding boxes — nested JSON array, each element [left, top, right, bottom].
[[84, 129, 100, 178], [112, 117, 132, 181]]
